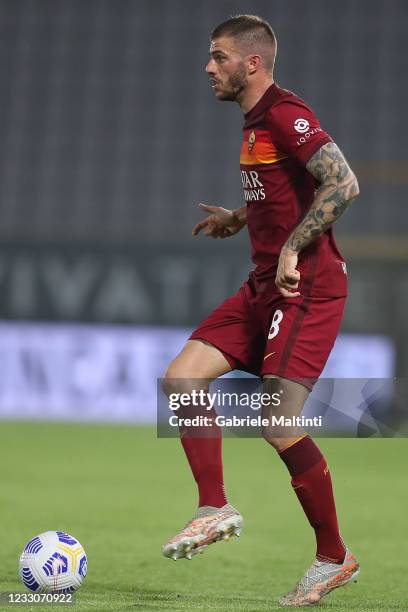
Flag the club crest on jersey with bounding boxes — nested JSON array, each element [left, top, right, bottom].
[[248, 131, 256, 153]]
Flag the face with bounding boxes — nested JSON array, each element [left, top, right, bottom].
[[206, 37, 249, 101]]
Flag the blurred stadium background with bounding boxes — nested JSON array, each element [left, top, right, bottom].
[[0, 2, 407, 609], [0, 0, 405, 423]]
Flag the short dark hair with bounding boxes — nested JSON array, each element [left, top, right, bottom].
[[211, 15, 277, 71]]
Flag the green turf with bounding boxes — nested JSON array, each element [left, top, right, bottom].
[[0, 423, 406, 611]]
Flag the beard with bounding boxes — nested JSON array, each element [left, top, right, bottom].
[[215, 64, 248, 101]]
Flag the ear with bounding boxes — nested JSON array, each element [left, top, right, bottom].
[[247, 54, 262, 74]]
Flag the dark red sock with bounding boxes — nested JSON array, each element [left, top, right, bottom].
[[179, 410, 227, 508], [279, 435, 346, 564]]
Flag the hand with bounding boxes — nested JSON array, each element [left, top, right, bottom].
[[275, 246, 301, 298], [192, 203, 245, 239]]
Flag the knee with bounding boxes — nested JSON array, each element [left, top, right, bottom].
[[261, 378, 285, 450], [162, 360, 201, 398], [261, 428, 305, 453], [261, 428, 285, 451], [162, 362, 183, 398]]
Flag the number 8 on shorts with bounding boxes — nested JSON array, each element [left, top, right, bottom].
[[268, 309, 283, 340]]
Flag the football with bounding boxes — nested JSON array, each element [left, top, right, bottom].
[[19, 531, 87, 593]]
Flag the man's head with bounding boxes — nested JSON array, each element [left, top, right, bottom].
[[206, 15, 277, 102]]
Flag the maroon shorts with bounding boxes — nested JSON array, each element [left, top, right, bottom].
[[190, 275, 346, 387]]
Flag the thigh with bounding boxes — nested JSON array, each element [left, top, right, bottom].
[[261, 296, 346, 387], [162, 339, 230, 427], [163, 339, 232, 404], [165, 339, 232, 380], [189, 283, 265, 375]]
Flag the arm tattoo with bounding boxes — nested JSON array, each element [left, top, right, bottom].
[[285, 142, 359, 252]]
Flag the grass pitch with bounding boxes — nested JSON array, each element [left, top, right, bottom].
[[0, 422, 406, 611]]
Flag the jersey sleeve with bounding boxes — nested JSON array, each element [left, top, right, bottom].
[[267, 98, 332, 165]]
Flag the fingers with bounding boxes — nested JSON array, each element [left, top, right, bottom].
[[192, 203, 234, 238], [199, 202, 220, 213], [219, 227, 232, 238], [206, 224, 234, 239], [276, 274, 299, 288], [277, 287, 301, 298], [192, 222, 224, 239], [192, 218, 211, 236], [205, 224, 224, 238], [284, 274, 300, 288], [203, 226, 230, 239], [275, 271, 301, 297], [192, 204, 219, 236], [204, 226, 216, 236], [285, 269, 300, 283]]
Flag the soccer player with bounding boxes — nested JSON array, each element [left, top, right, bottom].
[[162, 15, 360, 606]]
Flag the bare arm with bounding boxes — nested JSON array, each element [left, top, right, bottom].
[[275, 142, 359, 297], [285, 142, 360, 252]]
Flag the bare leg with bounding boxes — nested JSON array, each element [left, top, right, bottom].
[[164, 339, 232, 380], [261, 375, 309, 451]]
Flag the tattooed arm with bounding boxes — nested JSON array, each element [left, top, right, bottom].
[[275, 142, 359, 297], [286, 142, 359, 251]]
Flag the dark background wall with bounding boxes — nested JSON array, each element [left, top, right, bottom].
[[0, 0, 406, 244]]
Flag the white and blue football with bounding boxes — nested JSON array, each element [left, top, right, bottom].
[[19, 531, 87, 593]]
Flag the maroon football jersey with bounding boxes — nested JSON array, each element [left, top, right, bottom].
[[241, 83, 347, 297]]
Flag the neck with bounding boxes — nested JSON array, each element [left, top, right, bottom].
[[237, 76, 274, 114]]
